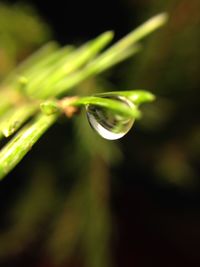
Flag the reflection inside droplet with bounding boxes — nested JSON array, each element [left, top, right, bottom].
[[86, 95, 135, 140]]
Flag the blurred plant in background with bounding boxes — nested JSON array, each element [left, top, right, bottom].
[[0, 3, 50, 79], [122, 0, 200, 188]]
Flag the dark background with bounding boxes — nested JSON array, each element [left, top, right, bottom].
[[1, 0, 200, 266]]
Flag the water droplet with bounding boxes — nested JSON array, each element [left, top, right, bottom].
[[86, 96, 135, 140]]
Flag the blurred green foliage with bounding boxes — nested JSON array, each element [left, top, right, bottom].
[[0, 3, 51, 79]]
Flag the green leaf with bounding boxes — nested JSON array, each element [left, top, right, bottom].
[[40, 100, 60, 115], [0, 113, 57, 180], [3, 42, 59, 85], [95, 90, 155, 105], [26, 31, 114, 98], [0, 103, 38, 137], [69, 96, 142, 119], [44, 13, 168, 98]]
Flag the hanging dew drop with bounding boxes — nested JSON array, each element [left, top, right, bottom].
[[86, 96, 135, 140]]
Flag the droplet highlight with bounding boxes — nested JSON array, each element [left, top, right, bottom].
[[86, 96, 135, 140]]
